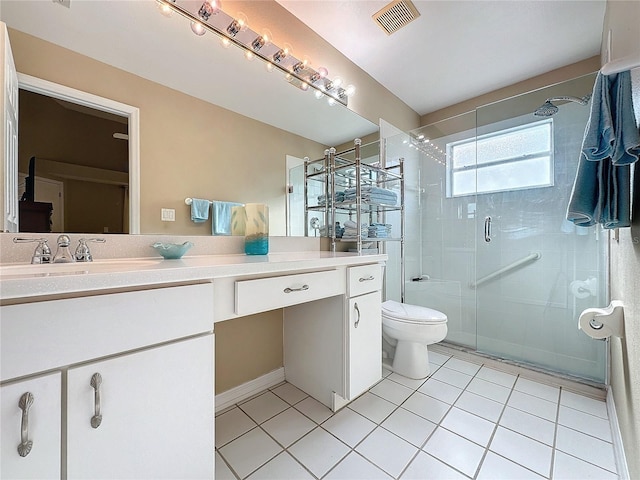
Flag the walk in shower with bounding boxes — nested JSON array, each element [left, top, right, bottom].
[[385, 73, 608, 384]]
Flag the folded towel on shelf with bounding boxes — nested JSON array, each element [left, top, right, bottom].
[[212, 201, 244, 235], [190, 198, 210, 223], [317, 191, 346, 204], [367, 223, 392, 238], [344, 186, 395, 196]]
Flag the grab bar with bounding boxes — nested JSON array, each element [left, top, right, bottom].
[[470, 252, 541, 289]]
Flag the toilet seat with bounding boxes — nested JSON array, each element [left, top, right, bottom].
[[382, 300, 447, 325]]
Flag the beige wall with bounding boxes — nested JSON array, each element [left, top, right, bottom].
[[603, 1, 640, 477]]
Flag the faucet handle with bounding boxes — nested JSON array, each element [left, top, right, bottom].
[[75, 238, 106, 262], [13, 237, 52, 264]]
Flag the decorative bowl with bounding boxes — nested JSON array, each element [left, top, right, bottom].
[[151, 241, 193, 259]]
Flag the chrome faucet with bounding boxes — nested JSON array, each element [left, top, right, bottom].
[[75, 238, 106, 262], [53, 235, 75, 263], [13, 237, 52, 264]]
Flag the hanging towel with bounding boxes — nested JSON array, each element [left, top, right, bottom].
[[190, 198, 210, 223], [212, 201, 243, 235], [567, 71, 640, 229]]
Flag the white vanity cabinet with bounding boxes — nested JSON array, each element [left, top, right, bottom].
[[0, 283, 215, 480], [283, 263, 383, 411], [0, 372, 62, 480]]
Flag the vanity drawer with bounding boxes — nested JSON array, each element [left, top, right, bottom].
[[235, 270, 344, 316], [0, 283, 214, 381], [348, 264, 382, 297]]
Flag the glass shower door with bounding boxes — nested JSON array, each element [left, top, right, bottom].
[[474, 74, 607, 383]]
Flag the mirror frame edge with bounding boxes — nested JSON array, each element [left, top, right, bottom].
[[15, 73, 140, 234]]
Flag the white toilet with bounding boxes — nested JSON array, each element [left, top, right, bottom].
[[381, 300, 448, 379]]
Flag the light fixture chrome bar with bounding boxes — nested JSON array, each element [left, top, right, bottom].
[[158, 0, 349, 106]]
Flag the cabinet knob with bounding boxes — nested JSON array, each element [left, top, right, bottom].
[[90, 373, 103, 429], [17, 392, 34, 457]]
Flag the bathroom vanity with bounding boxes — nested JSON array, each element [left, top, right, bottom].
[[0, 251, 385, 479]]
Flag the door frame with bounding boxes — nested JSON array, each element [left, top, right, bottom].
[[17, 73, 141, 233]]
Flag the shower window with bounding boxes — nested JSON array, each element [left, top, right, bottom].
[[447, 118, 554, 197]]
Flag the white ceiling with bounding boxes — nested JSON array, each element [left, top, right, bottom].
[[276, 0, 607, 115], [1, 0, 606, 144]]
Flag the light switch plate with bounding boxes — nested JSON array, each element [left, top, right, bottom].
[[161, 208, 176, 222]]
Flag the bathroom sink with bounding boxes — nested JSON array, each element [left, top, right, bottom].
[[0, 259, 162, 279]]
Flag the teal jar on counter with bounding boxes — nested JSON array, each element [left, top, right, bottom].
[[244, 203, 269, 255]]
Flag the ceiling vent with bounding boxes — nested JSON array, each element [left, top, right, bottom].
[[372, 0, 420, 35]]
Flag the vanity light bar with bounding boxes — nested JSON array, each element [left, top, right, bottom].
[[157, 0, 354, 106]]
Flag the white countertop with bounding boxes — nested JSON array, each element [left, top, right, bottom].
[[0, 251, 387, 302]]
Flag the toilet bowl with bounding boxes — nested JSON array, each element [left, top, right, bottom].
[[382, 300, 448, 379]]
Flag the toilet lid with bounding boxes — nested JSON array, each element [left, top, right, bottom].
[[382, 300, 447, 324]]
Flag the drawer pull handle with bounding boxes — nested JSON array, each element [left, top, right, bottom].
[[359, 275, 375, 282], [90, 373, 103, 429], [284, 285, 309, 293], [354, 302, 361, 328], [17, 392, 34, 457]]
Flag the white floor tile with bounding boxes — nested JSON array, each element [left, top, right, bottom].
[[288, 427, 350, 478], [428, 351, 451, 365], [418, 378, 463, 404], [443, 357, 482, 376], [507, 390, 558, 422], [441, 407, 496, 447], [555, 425, 617, 473], [560, 390, 608, 419], [499, 406, 556, 446], [514, 377, 560, 403], [388, 372, 427, 390], [261, 408, 316, 447], [246, 451, 313, 479], [558, 405, 612, 442], [349, 392, 397, 424], [466, 377, 511, 404], [431, 367, 473, 389], [322, 407, 377, 447], [240, 391, 290, 424], [489, 426, 552, 477], [215, 452, 238, 480], [294, 396, 333, 424], [553, 450, 619, 479], [381, 407, 437, 448], [455, 391, 504, 422], [423, 427, 485, 478], [218, 427, 283, 479], [402, 391, 451, 423], [477, 452, 544, 479], [325, 452, 392, 479], [476, 366, 517, 389], [370, 378, 415, 405], [356, 427, 419, 478], [216, 407, 258, 448], [270, 383, 308, 406], [401, 451, 468, 479]]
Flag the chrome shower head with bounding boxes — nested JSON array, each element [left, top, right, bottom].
[[534, 100, 558, 117], [533, 94, 591, 117]]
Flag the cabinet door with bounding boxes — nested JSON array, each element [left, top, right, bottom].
[[66, 335, 214, 480], [347, 291, 382, 399], [0, 372, 61, 480]]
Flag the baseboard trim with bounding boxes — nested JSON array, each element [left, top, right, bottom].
[[215, 368, 285, 413], [607, 387, 630, 480]]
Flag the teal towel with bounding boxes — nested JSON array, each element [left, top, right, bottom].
[[190, 198, 210, 223], [567, 71, 639, 229], [212, 201, 243, 235]]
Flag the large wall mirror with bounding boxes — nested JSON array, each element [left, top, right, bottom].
[[1, 0, 378, 237]]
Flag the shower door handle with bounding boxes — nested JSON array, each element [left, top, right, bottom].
[[484, 216, 492, 243]]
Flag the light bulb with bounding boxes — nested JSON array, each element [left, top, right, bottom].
[[220, 37, 231, 48], [198, 0, 220, 21], [331, 77, 343, 89], [244, 50, 255, 61], [314, 90, 324, 99], [265, 62, 275, 73], [327, 97, 336, 106], [157, 1, 173, 17], [317, 67, 328, 78], [227, 12, 248, 37], [300, 82, 309, 91], [344, 84, 356, 97], [236, 12, 248, 31], [190, 21, 206, 36]]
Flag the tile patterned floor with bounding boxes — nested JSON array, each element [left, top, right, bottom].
[[215, 350, 619, 479]]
